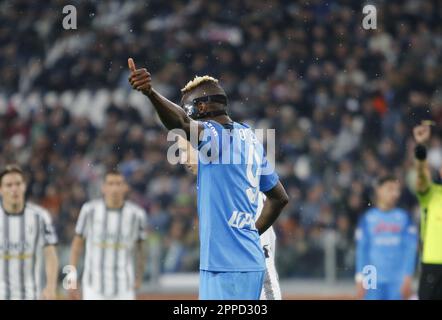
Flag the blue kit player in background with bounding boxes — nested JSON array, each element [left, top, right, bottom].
[[128, 59, 289, 300], [355, 175, 418, 300]]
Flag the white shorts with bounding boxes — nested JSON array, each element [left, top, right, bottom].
[[82, 286, 135, 300], [259, 227, 282, 300]]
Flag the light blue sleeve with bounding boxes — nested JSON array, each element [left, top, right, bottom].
[[259, 149, 279, 192]]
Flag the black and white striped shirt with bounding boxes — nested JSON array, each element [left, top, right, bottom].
[[75, 199, 147, 296], [0, 202, 58, 300]]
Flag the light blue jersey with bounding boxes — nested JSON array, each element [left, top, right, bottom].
[[197, 120, 279, 272], [355, 207, 418, 284]]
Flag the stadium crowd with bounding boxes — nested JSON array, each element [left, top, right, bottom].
[[0, 0, 441, 278]]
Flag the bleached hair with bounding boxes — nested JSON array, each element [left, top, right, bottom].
[[181, 75, 219, 93]]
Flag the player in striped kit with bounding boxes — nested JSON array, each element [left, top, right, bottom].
[[256, 192, 282, 300], [0, 165, 59, 300], [69, 169, 147, 300], [176, 136, 282, 300]]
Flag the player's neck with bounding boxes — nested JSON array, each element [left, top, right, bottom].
[[105, 201, 125, 210], [2, 201, 25, 214], [376, 202, 394, 212]]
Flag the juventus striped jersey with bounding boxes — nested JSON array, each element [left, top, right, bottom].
[[0, 202, 58, 300], [75, 199, 147, 296], [255, 193, 281, 300]]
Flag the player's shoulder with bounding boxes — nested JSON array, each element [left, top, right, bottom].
[[125, 200, 146, 216], [202, 120, 251, 131], [235, 121, 251, 129], [361, 207, 376, 218], [419, 183, 442, 197], [358, 207, 377, 225], [201, 120, 221, 134], [26, 202, 52, 220], [394, 207, 409, 216], [393, 208, 413, 222], [81, 198, 103, 210]]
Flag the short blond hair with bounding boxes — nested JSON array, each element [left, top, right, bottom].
[[181, 75, 219, 94]]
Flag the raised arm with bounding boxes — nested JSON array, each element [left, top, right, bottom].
[[413, 124, 432, 193], [128, 58, 203, 139]]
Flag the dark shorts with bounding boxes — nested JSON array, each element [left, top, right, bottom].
[[418, 263, 442, 300]]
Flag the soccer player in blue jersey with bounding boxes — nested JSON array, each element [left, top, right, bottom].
[[128, 58, 289, 300], [176, 136, 282, 300], [355, 176, 418, 300]]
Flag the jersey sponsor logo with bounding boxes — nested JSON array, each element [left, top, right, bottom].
[[92, 232, 130, 249], [374, 236, 400, 246], [0, 241, 31, 252], [373, 222, 401, 234], [93, 231, 131, 242], [93, 242, 128, 249], [0, 241, 33, 260], [0, 253, 33, 260], [228, 211, 257, 231]]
